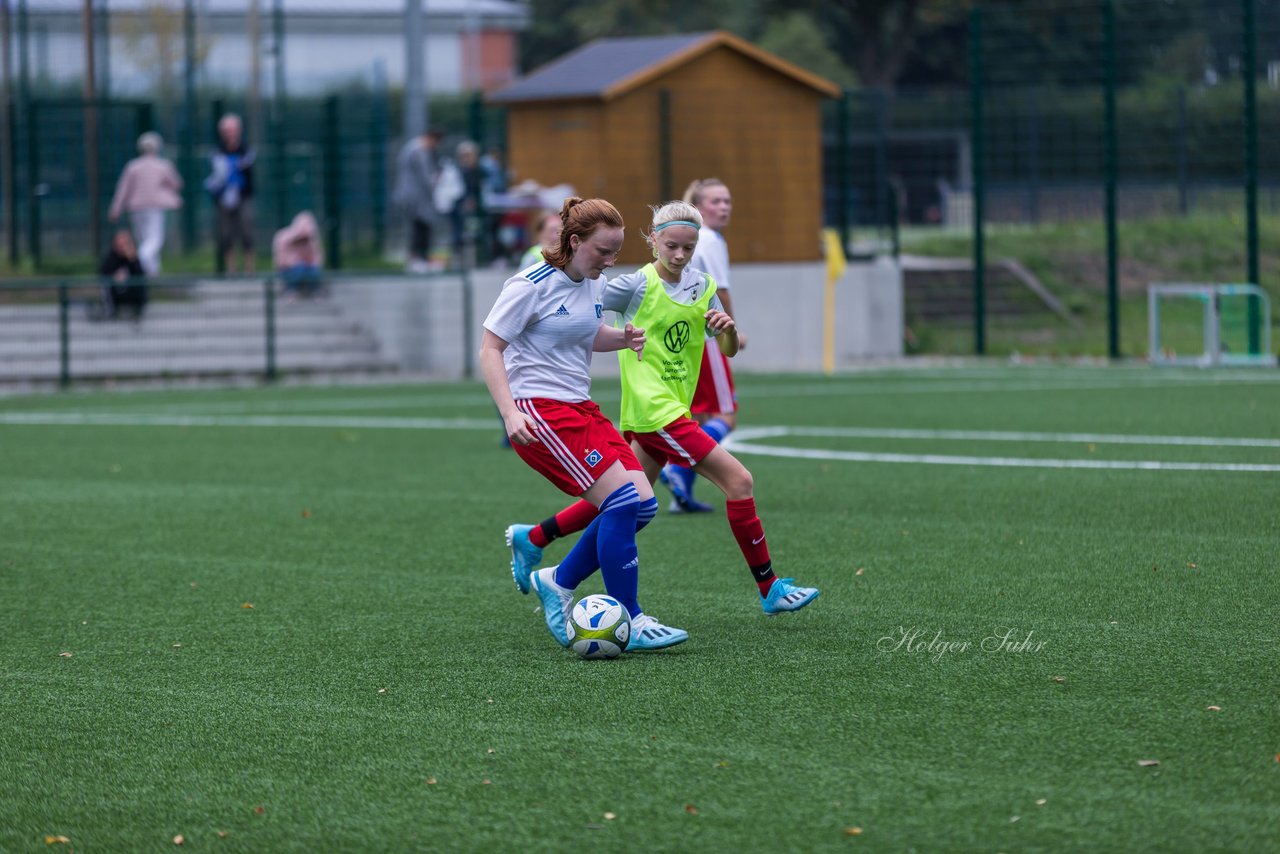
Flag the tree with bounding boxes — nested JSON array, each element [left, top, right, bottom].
[[118, 1, 212, 114], [758, 12, 858, 88]]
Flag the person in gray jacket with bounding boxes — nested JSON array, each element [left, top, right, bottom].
[[393, 128, 447, 272]]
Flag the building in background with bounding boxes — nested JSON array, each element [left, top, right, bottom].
[[490, 30, 840, 264], [13, 0, 528, 95]]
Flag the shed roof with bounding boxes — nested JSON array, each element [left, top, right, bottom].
[[489, 30, 841, 104]]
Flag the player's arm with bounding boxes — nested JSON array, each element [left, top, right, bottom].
[[592, 322, 646, 360], [712, 284, 747, 350], [705, 309, 740, 357], [479, 329, 537, 446]]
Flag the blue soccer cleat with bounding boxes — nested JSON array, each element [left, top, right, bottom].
[[531, 566, 572, 647], [627, 613, 689, 651], [505, 523, 542, 595], [668, 494, 715, 514], [761, 578, 820, 615], [661, 465, 714, 513]]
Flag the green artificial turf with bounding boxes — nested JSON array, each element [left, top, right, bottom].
[[2, 366, 1278, 851]]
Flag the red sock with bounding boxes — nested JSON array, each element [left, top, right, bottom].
[[530, 499, 598, 548], [726, 498, 775, 594]]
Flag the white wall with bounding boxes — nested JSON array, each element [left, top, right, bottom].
[[330, 260, 904, 381]]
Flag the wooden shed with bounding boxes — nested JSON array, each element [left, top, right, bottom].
[[488, 31, 840, 265]]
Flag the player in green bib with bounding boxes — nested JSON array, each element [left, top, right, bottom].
[[504, 201, 819, 617]]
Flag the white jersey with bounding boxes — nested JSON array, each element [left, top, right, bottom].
[[483, 260, 606, 402], [690, 227, 730, 292], [602, 265, 724, 338]]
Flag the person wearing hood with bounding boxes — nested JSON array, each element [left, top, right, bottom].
[[273, 211, 325, 298]]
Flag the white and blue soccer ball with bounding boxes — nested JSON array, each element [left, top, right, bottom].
[[567, 594, 631, 659]]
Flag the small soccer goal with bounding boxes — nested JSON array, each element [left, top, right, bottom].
[[1148, 284, 1276, 367]]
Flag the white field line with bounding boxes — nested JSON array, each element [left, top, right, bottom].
[[0, 412, 497, 430], [13, 368, 1278, 416], [726, 427, 1280, 473], [4, 412, 1279, 472], [766, 426, 1280, 449]]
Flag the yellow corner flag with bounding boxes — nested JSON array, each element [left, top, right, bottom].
[[822, 229, 847, 375]]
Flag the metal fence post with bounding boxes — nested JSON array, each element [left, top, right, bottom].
[[5, 97, 17, 266], [324, 94, 341, 269], [1242, 0, 1261, 354], [836, 89, 851, 255], [264, 275, 277, 381], [58, 280, 70, 388], [1176, 86, 1188, 216], [181, 0, 197, 255], [371, 63, 388, 255], [1103, 0, 1120, 360], [212, 98, 227, 275], [969, 7, 986, 356], [25, 99, 39, 269], [461, 265, 474, 379]]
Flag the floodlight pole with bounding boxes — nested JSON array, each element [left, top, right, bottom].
[[404, 0, 425, 139]]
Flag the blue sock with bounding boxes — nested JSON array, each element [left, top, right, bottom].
[[635, 497, 658, 532], [594, 488, 642, 618], [554, 484, 640, 594], [702, 417, 731, 444]]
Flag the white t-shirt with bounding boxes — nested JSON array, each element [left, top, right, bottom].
[[602, 265, 724, 337], [689, 227, 730, 292], [483, 260, 606, 402]]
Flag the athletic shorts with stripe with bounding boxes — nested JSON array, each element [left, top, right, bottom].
[[625, 415, 719, 469], [512, 398, 643, 496], [690, 346, 737, 415]]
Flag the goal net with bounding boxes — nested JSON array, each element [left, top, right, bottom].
[[1148, 284, 1276, 367]]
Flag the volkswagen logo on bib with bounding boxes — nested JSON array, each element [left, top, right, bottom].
[[663, 321, 691, 353]]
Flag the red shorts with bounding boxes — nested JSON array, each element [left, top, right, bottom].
[[626, 415, 719, 468], [690, 346, 737, 415], [512, 398, 642, 496]]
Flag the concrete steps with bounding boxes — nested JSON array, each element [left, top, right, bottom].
[[0, 278, 400, 383]]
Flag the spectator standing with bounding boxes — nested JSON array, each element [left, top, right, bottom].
[[393, 128, 448, 272], [204, 113, 257, 275], [107, 131, 183, 276], [451, 140, 485, 263], [272, 211, 325, 299]]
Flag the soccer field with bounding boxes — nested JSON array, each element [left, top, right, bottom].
[[2, 366, 1278, 851]]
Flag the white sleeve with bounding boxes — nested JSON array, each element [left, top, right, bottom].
[[694, 229, 731, 291], [601, 270, 647, 323], [483, 276, 539, 344]]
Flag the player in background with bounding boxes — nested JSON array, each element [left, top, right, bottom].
[[504, 201, 819, 616], [481, 197, 688, 652], [659, 178, 740, 513], [517, 209, 562, 269]]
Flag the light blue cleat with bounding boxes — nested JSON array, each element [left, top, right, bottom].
[[761, 577, 820, 615], [627, 613, 689, 651], [531, 566, 572, 647], [505, 523, 543, 595]]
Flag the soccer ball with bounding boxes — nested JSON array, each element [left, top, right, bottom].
[[567, 594, 631, 659]]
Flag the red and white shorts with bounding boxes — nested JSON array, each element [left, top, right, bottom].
[[690, 347, 737, 415], [626, 415, 719, 468], [513, 398, 642, 496]]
